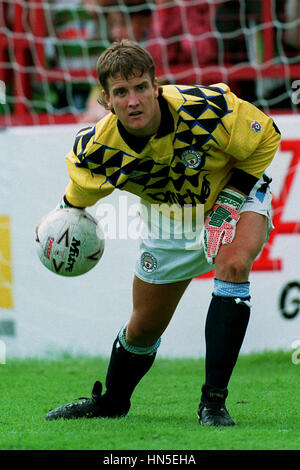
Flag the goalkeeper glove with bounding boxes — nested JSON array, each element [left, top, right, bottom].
[[202, 188, 246, 264]]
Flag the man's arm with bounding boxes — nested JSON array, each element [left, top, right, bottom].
[[202, 90, 281, 264]]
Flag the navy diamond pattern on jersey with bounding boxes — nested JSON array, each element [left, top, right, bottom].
[[175, 129, 195, 145], [73, 126, 96, 161], [172, 85, 232, 152], [177, 85, 231, 125]]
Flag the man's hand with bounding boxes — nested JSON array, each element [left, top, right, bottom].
[[35, 196, 85, 242], [202, 188, 246, 264]]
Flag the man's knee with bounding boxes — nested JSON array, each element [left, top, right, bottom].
[[215, 252, 253, 283], [126, 313, 162, 347]]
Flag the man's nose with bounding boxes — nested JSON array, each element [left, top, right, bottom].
[[128, 91, 139, 106]]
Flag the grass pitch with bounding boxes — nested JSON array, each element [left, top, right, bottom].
[[0, 350, 299, 452]]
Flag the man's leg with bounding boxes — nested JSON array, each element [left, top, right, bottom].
[[199, 211, 268, 426], [102, 276, 191, 413], [46, 276, 191, 420]]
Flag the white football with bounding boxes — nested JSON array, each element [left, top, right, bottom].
[[35, 208, 104, 277]]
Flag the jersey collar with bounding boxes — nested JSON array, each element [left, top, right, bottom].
[[117, 94, 174, 153]]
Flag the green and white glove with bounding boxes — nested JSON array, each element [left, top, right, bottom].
[[203, 188, 246, 264]]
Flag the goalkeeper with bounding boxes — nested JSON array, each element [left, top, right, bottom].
[[45, 39, 281, 426]]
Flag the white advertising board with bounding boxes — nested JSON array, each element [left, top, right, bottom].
[[0, 115, 299, 358]]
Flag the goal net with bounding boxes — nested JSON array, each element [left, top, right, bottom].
[[0, 0, 300, 126]]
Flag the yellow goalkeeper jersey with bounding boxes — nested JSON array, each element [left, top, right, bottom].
[[65, 83, 281, 213]]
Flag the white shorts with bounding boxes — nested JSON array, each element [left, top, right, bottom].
[[134, 176, 273, 284]]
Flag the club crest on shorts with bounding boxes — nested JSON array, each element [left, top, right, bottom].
[[250, 120, 262, 133], [181, 150, 203, 169], [141, 252, 157, 273]]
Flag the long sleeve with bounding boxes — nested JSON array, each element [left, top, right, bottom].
[[64, 124, 116, 207], [65, 149, 115, 207]]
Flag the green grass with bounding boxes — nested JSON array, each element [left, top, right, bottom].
[[0, 350, 299, 451]]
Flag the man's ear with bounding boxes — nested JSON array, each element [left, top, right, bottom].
[[101, 89, 115, 112], [102, 89, 111, 108]]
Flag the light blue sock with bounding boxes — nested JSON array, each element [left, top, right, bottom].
[[118, 324, 161, 355], [213, 278, 250, 299]]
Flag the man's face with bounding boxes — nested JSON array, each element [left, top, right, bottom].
[[102, 72, 161, 137]]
